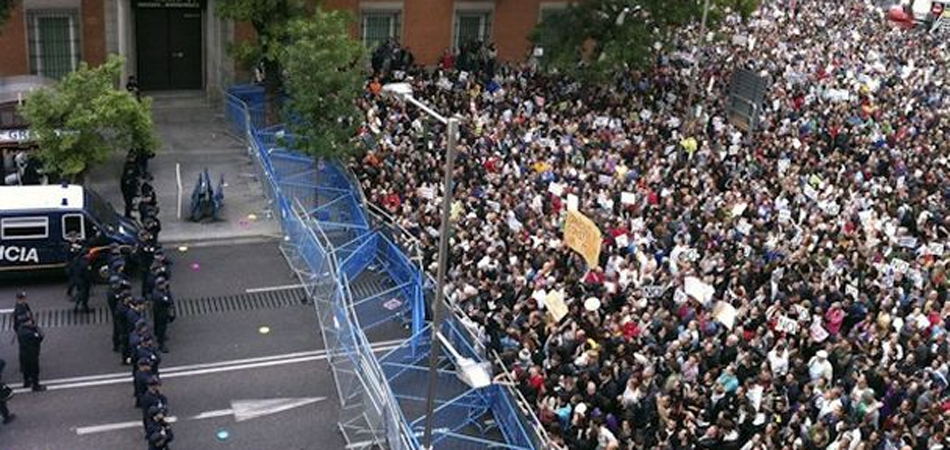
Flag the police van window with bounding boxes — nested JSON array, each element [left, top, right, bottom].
[[62, 214, 84, 239], [1, 217, 49, 240]]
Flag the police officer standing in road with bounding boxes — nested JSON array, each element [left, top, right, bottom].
[[121, 156, 140, 219], [71, 251, 92, 313], [139, 376, 167, 429], [12, 292, 32, 333], [115, 293, 133, 365], [145, 405, 173, 446], [133, 358, 155, 408], [150, 278, 175, 353], [16, 318, 45, 391]]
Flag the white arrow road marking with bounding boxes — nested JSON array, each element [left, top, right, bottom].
[[12, 340, 403, 394], [232, 397, 325, 422], [75, 397, 326, 435]]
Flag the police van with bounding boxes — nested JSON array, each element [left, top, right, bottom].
[[0, 184, 143, 278]]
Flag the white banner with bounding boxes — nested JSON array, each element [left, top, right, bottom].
[[0, 129, 33, 144]]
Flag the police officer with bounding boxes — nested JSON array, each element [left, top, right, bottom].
[[0, 358, 15, 425], [133, 358, 155, 408], [108, 276, 131, 352], [64, 237, 84, 300], [71, 251, 92, 313], [121, 157, 140, 219], [16, 318, 45, 391], [115, 293, 133, 365], [142, 259, 164, 299], [12, 292, 32, 333], [148, 426, 174, 450], [139, 376, 167, 429], [135, 338, 161, 376], [150, 278, 174, 353]]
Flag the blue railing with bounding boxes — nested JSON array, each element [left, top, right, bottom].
[[223, 84, 547, 450]]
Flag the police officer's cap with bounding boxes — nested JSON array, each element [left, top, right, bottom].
[[15, 291, 26, 300], [140, 333, 153, 342], [135, 319, 149, 329], [137, 357, 151, 366], [133, 297, 147, 305], [147, 376, 162, 386]]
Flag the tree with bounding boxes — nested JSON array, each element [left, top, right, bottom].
[[18, 55, 158, 179], [217, 0, 303, 124], [530, 0, 760, 80], [0, 0, 14, 28], [279, 9, 365, 159]]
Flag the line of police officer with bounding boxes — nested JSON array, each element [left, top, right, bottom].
[[116, 149, 174, 450]]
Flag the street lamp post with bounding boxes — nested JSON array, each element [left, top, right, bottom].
[[381, 83, 458, 450], [686, 0, 711, 133]]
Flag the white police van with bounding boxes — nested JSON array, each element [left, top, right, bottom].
[[0, 184, 143, 277]]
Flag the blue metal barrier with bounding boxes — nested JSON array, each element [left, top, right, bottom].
[[223, 85, 546, 450]]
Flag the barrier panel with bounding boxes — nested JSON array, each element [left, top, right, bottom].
[[223, 85, 546, 450]]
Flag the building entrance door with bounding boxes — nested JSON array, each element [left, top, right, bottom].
[[135, 0, 202, 90]]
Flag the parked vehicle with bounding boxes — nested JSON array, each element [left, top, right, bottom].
[[0, 184, 143, 280]]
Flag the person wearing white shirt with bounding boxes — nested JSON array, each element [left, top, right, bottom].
[[808, 350, 834, 385], [769, 342, 791, 377]]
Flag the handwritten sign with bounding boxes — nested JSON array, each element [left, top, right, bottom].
[[641, 285, 666, 299], [621, 192, 636, 205], [545, 290, 569, 323], [713, 301, 738, 330], [776, 315, 799, 334], [548, 182, 564, 197], [564, 210, 602, 268], [567, 194, 579, 212]]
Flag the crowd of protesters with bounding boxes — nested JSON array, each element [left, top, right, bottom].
[[352, 2, 950, 449]]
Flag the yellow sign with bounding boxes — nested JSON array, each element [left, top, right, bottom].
[[564, 210, 602, 268], [545, 290, 569, 323]]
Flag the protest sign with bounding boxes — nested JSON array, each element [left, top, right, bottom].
[[621, 192, 636, 205], [545, 290, 569, 323], [564, 210, 603, 268], [641, 285, 665, 299], [776, 315, 799, 334], [615, 233, 629, 248], [567, 194, 579, 212], [684, 276, 715, 306], [713, 301, 738, 330], [548, 182, 564, 197]]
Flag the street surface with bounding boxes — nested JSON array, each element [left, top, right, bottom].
[[0, 238, 349, 450]]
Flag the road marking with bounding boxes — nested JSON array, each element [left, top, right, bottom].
[[76, 397, 326, 435], [14, 341, 403, 394], [245, 283, 305, 293], [0, 308, 12, 314], [28, 339, 407, 386]]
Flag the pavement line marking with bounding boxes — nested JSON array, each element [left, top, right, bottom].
[[191, 409, 233, 420], [0, 308, 12, 314], [245, 283, 305, 293], [35, 338, 407, 386], [76, 417, 180, 436], [14, 343, 402, 394]]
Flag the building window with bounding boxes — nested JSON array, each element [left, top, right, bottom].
[[27, 10, 81, 80], [362, 12, 401, 49], [454, 11, 492, 50]]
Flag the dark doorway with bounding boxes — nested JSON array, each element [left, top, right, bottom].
[[135, 6, 202, 90]]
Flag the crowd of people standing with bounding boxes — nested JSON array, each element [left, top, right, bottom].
[[353, 1, 950, 449]]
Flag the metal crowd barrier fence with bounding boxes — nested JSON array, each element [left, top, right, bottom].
[[223, 84, 547, 450]]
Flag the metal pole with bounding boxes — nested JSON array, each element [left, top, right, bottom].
[[422, 117, 458, 450], [686, 0, 711, 132]]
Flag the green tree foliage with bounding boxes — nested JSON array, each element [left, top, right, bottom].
[[0, 0, 14, 28], [18, 55, 158, 179], [216, 0, 303, 124], [279, 9, 365, 159], [531, 0, 759, 79]]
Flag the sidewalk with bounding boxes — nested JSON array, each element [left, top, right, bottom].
[[85, 91, 280, 245]]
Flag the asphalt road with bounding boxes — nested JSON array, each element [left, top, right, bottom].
[[0, 240, 350, 450]]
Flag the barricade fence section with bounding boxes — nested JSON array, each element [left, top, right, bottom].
[[223, 85, 547, 450]]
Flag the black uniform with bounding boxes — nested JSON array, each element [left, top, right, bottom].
[[140, 384, 167, 429], [150, 285, 175, 351], [71, 255, 92, 312], [12, 301, 32, 333], [115, 298, 133, 364], [147, 427, 174, 450], [16, 324, 44, 390], [121, 162, 140, 218], [133, 367, 154, 408]]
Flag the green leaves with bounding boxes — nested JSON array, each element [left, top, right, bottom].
[[17, 55, 158, 178], [279, 9, 365, 160], [0, 0, 14, 28], [531, 0, 760, 80]]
